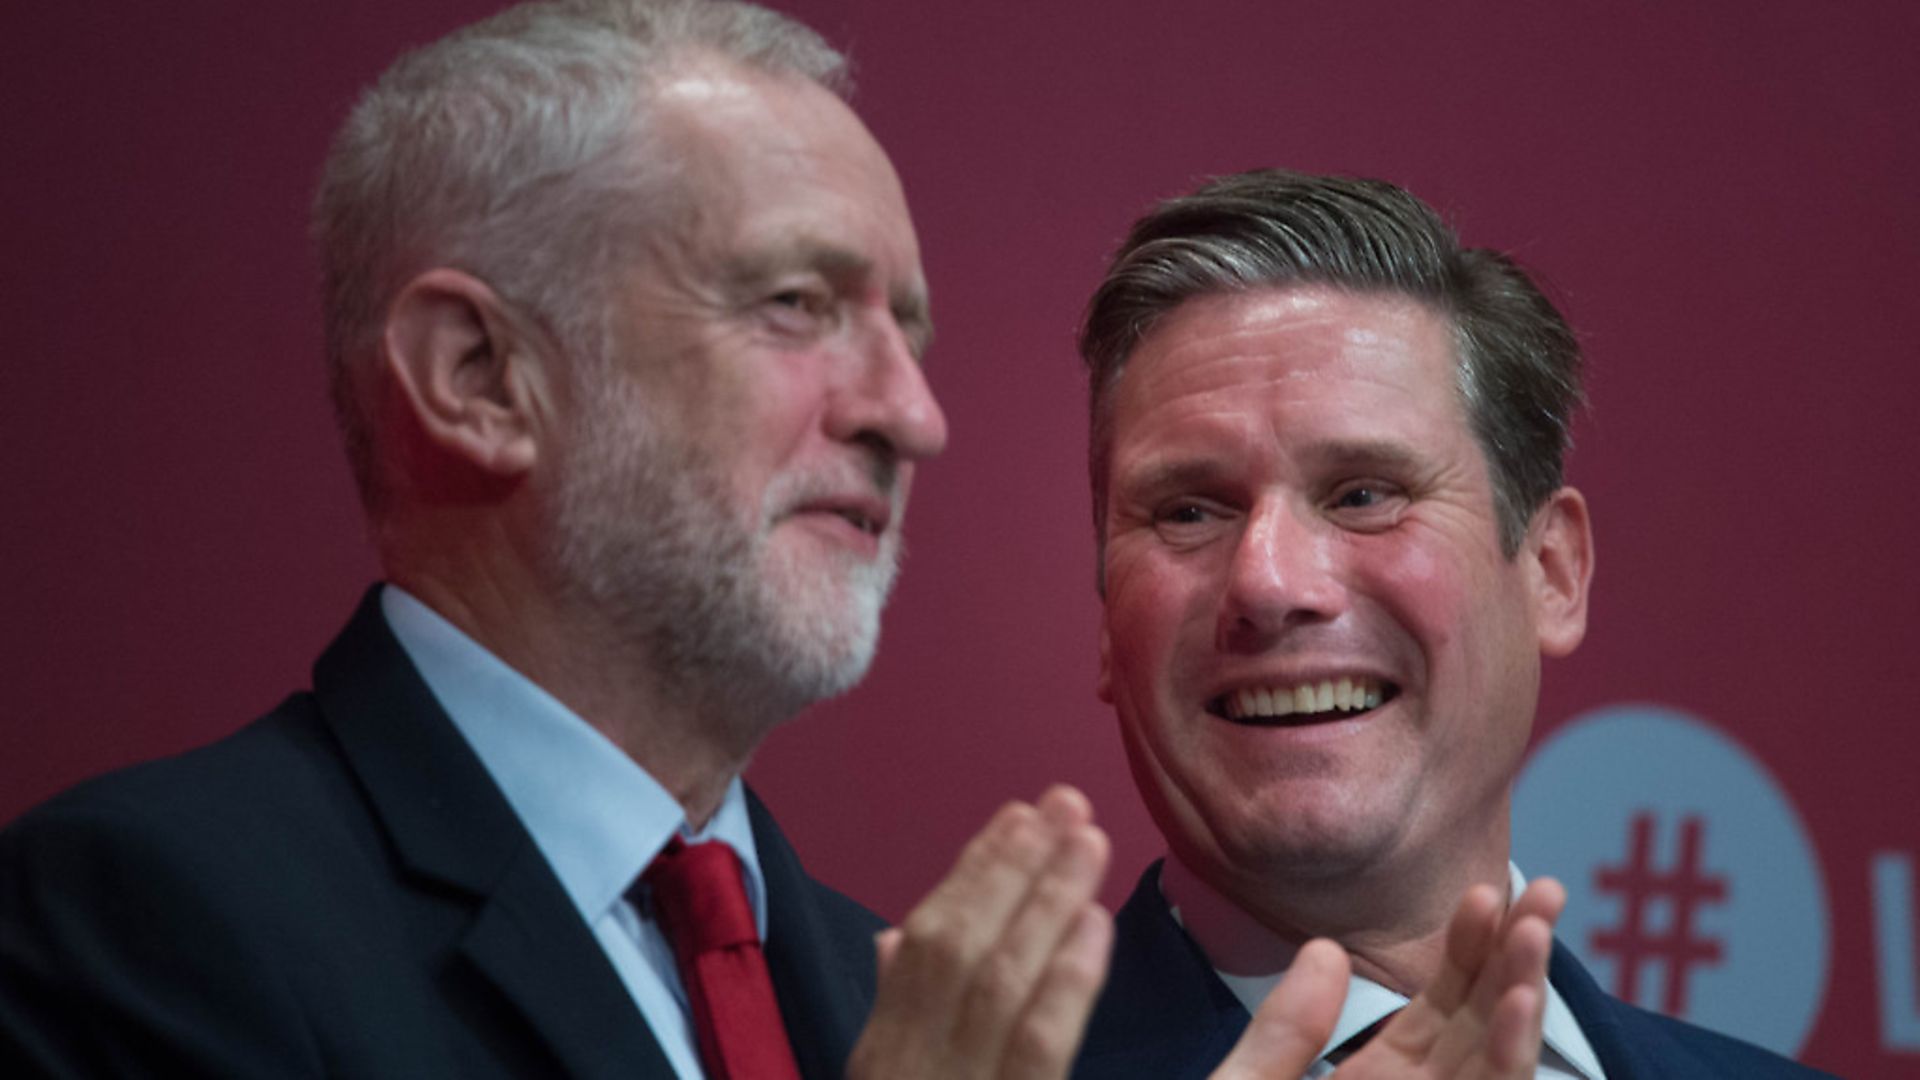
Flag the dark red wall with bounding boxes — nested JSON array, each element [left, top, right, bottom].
[[6, 3, 1915, 1074]]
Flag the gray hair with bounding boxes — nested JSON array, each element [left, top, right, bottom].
[[313, 0, 849, 511], [1080, 168, 1582, 581]]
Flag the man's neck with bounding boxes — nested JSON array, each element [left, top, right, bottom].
[[390, 566, 777, 828], [1168, 836, 1513, 994]]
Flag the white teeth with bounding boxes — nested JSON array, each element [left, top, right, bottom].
[[1223, 677, 1389, 720]]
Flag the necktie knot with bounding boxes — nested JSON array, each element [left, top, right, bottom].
[[635, 835, 799, 1080], [643, 837, 758, 956]]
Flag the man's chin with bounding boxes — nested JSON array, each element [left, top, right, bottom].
[[1195, 804, 1409, 888], [762, 596, 884, 701]]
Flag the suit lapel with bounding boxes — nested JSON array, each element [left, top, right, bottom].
[[461, 846, 673, 1079], [314, 588, 674, 1078], [748, 789, 881, 1080], [1551, 938, 1665, 1080], [1075, 861, 1247, 1079]]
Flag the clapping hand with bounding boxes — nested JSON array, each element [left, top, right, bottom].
[[1212, 879, 1567, 1079], [848, 786, 1112, 1080]]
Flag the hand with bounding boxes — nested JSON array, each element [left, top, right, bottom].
[[1210, 878, 1567, 1079], [847, 786, 1113, 1080]]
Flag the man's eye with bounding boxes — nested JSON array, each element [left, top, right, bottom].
[[769, 289, 824, 312], [1326, 481, 1408, 530], [1150, 501, 1229, 546], [759, 288, 837, 339]]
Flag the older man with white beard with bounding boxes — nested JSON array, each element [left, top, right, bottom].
[[0, 3, 1114, 1077]]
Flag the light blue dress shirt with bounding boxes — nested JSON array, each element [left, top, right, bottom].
[[382, 586, 764, 1080]]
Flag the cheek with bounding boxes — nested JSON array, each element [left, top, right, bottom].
[[1361, 539, 1466, 657], [1359, 531, 1535, 721], [1102, 548, 1213, 674], [749, 384, 821, 459]]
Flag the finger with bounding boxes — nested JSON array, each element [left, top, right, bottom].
[[1481, 878, 1563, 1075], [950, 823, 1111, 1059], [853, 794, 1085, 1077], [1429, 883, 1504, 1015], [883, 798, 1066, 1018], [1209, 938, 1349, 1080], [1375, 881, 1515, 1069], [1428, 906, 1554, 1074], [1372, 881, 1502, 1065], [1036, 784, 1095, 831], [1465, 882, 1559, 1026], [996, 905, 1114, 1080], [1483, 983, 1544, 1078], [874, 927, 903, 981], [1502, 877, 1566, 938]]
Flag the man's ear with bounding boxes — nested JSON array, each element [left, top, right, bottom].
[[381, 268, 548, 478], [1527, 486, 1595, 658]]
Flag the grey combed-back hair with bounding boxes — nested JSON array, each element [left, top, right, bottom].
[[313, 0, 849, 511], [1079, 168, 1582, 584]]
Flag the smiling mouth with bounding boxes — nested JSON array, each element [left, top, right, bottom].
[[824, 508, 883, 536], [1208, 677, 1399, 725], [789, 499, 890, 539]]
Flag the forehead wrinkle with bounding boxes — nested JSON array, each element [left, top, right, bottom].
[[1295, 437, 1433, 481]]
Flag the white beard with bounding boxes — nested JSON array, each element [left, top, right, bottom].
[[546, 373, 900, 723]]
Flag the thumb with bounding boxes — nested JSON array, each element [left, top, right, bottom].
[[1210, 939, 1350, 1080]]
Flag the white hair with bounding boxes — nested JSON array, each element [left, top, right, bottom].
[[312, 0, 849, 510]]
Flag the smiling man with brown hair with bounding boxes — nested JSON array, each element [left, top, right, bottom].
[[1070, 168, 1830, 1079]]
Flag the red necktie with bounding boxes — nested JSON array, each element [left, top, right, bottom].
[[641, 838, 801, 1080]]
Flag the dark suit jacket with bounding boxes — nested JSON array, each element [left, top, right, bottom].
[[1074, 862, 1836, 1079], [0, 590, 884, 1078]]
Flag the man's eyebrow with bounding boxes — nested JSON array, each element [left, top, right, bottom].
[[720, 242, 866, 287], [723, 243, 934, 360], [1116, 439, 1431, 499], [1302, 439, 1428, 477], [1115, 458, 1237, 500]]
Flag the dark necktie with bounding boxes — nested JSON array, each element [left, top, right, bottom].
[[640, 838, 801, 1080]]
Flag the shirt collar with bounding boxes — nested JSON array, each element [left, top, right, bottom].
[[1161, 854, 1603, 1079], [380, 585, 767, 938]]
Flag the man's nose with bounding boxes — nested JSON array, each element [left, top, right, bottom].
[[825, 314, 948, 462], [1216, 499, 1346, 650]]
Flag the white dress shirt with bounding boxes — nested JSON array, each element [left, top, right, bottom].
[[1160, 855, 1606, 1079], [383, 586, 762, 1080]]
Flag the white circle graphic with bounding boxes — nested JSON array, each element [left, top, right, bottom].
[[1513, 704, 1828, 1056]]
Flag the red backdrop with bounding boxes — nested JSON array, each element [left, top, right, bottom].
[[5, 3, 1915, 1075]]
